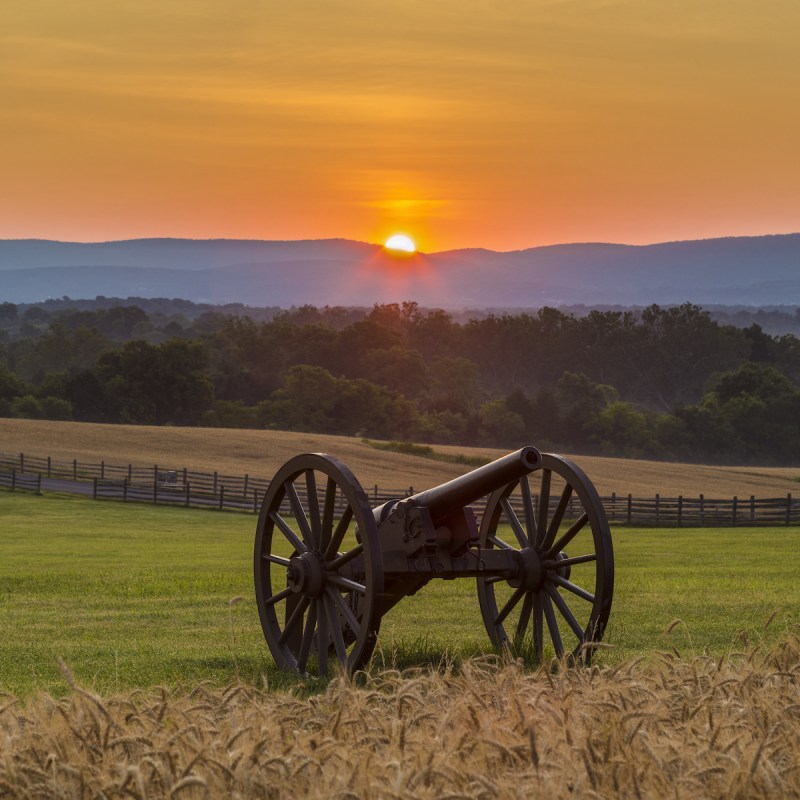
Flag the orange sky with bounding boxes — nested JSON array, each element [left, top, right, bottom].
[[1, 1, 799, 252]]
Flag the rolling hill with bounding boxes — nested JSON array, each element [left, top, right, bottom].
[[1, 418, 797, 498], [1, 233, 799, 307]]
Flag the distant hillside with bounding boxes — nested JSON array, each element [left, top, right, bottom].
[[1, 234, 799, 307]]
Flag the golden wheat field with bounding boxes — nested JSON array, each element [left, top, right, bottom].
[[2, 634, 798, 799], [2, 418, 799, 497]]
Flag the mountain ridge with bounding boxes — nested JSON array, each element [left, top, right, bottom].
[[1, 233, 799, 307]]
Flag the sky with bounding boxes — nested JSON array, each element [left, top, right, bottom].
[[1, 0, 799, 253]]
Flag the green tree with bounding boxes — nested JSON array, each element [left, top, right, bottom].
[[593, 401, 655, 458], [97, 339, 213, 425], [478, 399, 526, 447], [11, 395, 43, 419], [262, 365, 416, 438], [554, 371, 619, 449]]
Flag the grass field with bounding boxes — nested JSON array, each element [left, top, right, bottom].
[[2, 490, 797, 697], [3, 416, 800, 497], [2, 489, 799, 798]]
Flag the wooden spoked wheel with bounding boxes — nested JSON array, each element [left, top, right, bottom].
[[254, 454, 383, 677], [476, 453, 614, 664]]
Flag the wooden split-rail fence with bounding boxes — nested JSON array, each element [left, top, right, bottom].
[[1, 451, 798, 528]]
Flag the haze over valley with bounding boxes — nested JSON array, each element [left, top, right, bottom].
[[2, 233, 799, 308]]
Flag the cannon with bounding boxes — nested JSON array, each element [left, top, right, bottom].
[[254, 447, 614, 677]]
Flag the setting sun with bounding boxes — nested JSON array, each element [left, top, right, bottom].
[[384, 234, 416, 253]]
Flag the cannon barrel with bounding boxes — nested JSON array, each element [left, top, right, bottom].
[[405, 446, 541, 525]]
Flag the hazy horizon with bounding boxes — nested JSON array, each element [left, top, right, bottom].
[[3, 229, 800, 255]]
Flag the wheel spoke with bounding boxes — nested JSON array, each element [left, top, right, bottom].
[[542, 593, 563, 657], [536, 470, 551, 547], [324, 505, 354, 560], [549, 574, 595, 604], [279, 596, 310, 644], [542, 483, 573, 551], [519, 475, 537, 543], [500, 497, 528, 548], [305, 470, 322, 547], [321, 477, 337, 554], [547, 584, 586, 643], [515, 592, 533, 637], [317, 602, 330, 678], [297, 600, 318, 673], [328, 574, 366, 595], [328, 542, 363, 572], [262, 553, 291, 567], [263, 586, 293, 608], [542, 552, 597, 569], [533, 592, 544, 661], [270, 511, 308, 554], [327, 586, 361, 640], [494, 586, 526, 627], [324, 598, 348, 664], [285, 481, 316, 550], [547, 512, 589, 557], [489, 535, 514, 551]]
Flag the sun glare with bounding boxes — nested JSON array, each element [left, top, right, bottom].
[[384, 233, 416, 253]]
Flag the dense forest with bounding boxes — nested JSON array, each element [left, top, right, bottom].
[[1, 299, 799, 465]]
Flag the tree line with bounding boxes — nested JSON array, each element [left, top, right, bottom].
[[1, 300, 799, 465]]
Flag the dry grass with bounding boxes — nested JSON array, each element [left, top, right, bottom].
[[1, 633, 798, 799], [2, 417, 799, 497]]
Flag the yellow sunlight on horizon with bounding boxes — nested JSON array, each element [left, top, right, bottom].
[[384, 234, 417, 254]]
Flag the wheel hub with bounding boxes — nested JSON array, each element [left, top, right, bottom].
[[508, 547, 545, 591], [286, 552, 326, 597]]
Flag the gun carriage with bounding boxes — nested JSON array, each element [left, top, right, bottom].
[[254, 447, 614, 677]]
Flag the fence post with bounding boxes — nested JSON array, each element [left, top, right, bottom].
[[655, 493, 660, 525], [213, 471, 218, 494], [253, 489, 258, 514], [732, 496, 738, 527], [700, 494, 705, 526], [677, 495, 683, 527], [219, 486, 225, 511], [750, 495, 755, 523], [73, 459, 77, 480], [787, 493, 792, 525], [185, 481, 190, 507], [627, 494, 632, 524], [47, 456, 51, 477], [154, 464, 158, 483], [610, 491, 616, 522], [374, 484, 378, 503], [153, 478, 158, 504]]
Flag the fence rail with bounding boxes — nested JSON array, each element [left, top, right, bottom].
[[2, 450, 798, 527], [0, 469, 41, 493]]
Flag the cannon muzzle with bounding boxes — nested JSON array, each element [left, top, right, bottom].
[[407, 446, 541, 526]]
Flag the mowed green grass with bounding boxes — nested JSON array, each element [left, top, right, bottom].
[[1, 490, 798, 696]]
